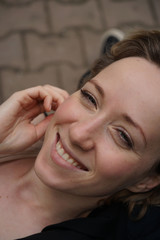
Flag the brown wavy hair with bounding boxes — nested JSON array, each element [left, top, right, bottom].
[[79, 30, 160, 219]]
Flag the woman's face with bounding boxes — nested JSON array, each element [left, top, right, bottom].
[[35, 57, 160, 198]]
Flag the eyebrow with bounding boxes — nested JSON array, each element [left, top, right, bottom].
[[89, 79, 147, 147], [89, 79, 104, 98], [122, 114, 147, 147]]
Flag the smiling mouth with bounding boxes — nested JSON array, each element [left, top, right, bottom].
[[56, 134, 88, 171]]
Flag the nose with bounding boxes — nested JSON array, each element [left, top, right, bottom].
[[69, 117, 102, 151]]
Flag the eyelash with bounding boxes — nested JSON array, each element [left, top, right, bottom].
[[80, 89, 133, 149], [80, 89, 97, 109], [116, 128, 133, 149]]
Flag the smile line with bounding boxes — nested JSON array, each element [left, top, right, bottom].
[[56, 134, 88, 171]]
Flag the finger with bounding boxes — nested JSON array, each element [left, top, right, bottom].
[[42, 87, 69, 110], [23, 86, 54, 113], [43, 85, 69, 99], [42, 92, 64, 112], [19, 86, 68, 113], [43, 95, 52, 112], [31, 113, 46, 125], [35, 114, 53, 140], [26, 86, 50, 101], [26, 86, 66, 111], [23, 102, 46, 121]]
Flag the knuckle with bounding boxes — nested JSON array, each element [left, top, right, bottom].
[[62, 90, 69, 97], [37, 85, 43, 89], [43, 84, 51, 88], [60, 89, 68, 95], [11, 90, 23, 98]]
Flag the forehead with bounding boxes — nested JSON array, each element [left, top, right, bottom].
[[94, 57, 160, 144], [96, 57, 159, 90], [95, 57, 160, 103]]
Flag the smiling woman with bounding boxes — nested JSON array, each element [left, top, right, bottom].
[[79, 30, 160, 218], [1, 30, 160, 240]]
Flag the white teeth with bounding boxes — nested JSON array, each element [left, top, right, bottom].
[[73, 162, 78, 167], [67, 158, 74, 164], [56, 140, 83, 169], [56, 142, 61, 149], [62, 153, 69, 160], [57, 148, 64, 156]]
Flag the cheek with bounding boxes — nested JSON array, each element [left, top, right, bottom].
[[54, 100, 71, 121], [52, 96, 81, 123], [97, 150, 141, 181]]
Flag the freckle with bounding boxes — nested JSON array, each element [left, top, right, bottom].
[[6, 196, 8, 198], [0, 196, 1, 198]]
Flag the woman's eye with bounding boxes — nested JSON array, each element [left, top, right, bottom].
[[112, 128, 134, 150], [80, 89, 97, 109], [117, 129, 133, 149]]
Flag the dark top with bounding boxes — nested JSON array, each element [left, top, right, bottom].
[[18, 203, 160, 240]]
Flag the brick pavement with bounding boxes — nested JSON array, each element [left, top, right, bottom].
[[0, 0, 160, 102]]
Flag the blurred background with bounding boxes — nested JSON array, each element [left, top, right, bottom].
[[0, 0, 160, 103]]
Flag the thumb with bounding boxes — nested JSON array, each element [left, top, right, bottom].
[[35, 114, 53, 140]]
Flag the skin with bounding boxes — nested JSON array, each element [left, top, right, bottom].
[[1, 57, 160, 239], [0, 85, 70, 239], [35, 57, 160, 198]]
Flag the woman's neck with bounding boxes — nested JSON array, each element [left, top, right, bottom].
[[16, 166, 100, 226]]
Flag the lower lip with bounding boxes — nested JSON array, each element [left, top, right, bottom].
[[50, 135, 83, 172]]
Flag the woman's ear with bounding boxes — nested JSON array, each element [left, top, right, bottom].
[[127, 175, 160, 193]]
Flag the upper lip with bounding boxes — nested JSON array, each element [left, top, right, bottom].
[[57, 133, 89, 171]]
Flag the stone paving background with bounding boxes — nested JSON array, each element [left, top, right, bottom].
[[0, 0, 160, 103]]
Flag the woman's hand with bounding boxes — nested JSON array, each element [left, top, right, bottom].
[[0, 85, 69, 154]]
